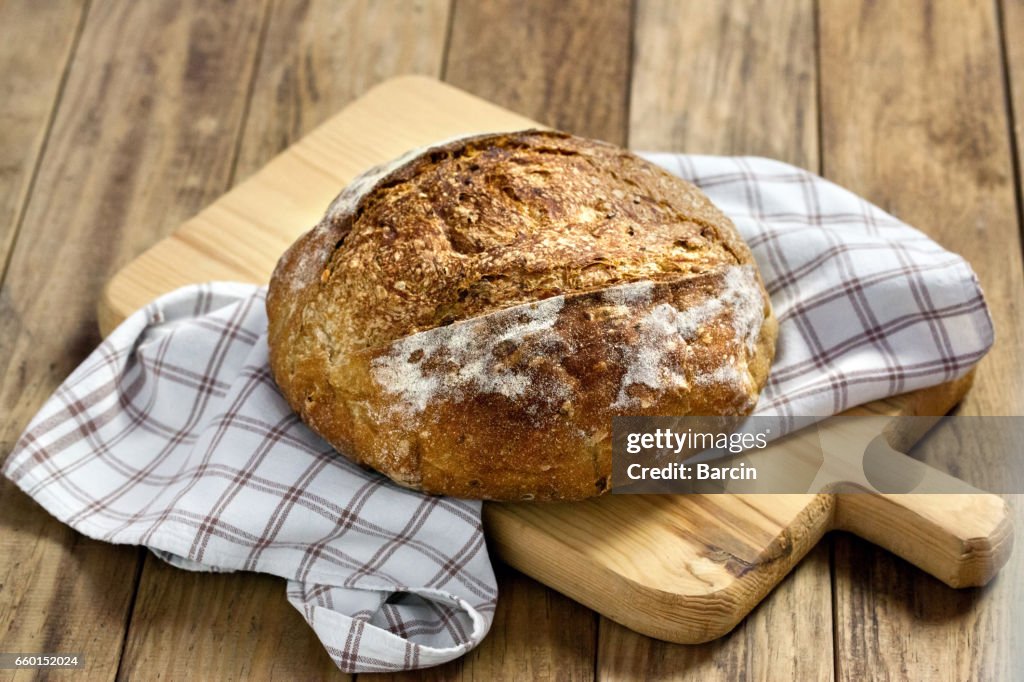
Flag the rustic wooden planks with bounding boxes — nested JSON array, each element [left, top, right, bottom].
[[0, 0, 86, 269], [1003, 0, 1024, 230], [0, 1, 268, 678], [599, 2, 831, 680], [629, 0, 818, 169], [444, 0, 632, 143], [819, 0, 1024, 679], [235, 0, 452, 179], [2, 1, 1022, 679], [114, 2, 451, 680], [118, 559, 340, 679]]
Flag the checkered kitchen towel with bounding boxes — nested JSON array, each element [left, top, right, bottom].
[[3, 154, 993, 673]]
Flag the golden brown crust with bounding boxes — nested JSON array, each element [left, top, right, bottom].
[[267, 130, 777, 501]]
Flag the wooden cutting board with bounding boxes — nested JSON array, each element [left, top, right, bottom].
[[98, 76, 1012, 644]]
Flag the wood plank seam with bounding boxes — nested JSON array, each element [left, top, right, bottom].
[[813, 3, 841, 678], [0, 0, 90, 290], [623, 0, 639, 149], [225, 0, 275, 190], [438, 0, 457, 80], [112, 550, 147, 682], [829, 539, 840, 682], [995, 0, 1024, 239]]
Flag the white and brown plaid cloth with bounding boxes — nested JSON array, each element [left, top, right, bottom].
[[3, 154, 993, 673]]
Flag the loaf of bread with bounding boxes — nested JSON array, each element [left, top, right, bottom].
[[266, 130, 777, 501]]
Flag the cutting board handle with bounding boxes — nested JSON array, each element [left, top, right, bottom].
[[832, 492, 1013, 588]]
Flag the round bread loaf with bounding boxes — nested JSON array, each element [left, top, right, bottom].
[[266, 130, 777, 501]]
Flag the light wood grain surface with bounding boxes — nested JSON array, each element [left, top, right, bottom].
[[1, 1, 1022, 679]]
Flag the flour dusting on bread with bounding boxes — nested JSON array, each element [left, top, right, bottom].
[[613, 265, 764, 408], [372, 265, 766, 417], [370, 294, 569, 417]]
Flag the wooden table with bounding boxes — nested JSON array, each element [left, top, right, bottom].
[[1, 1, 1022, 679]]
